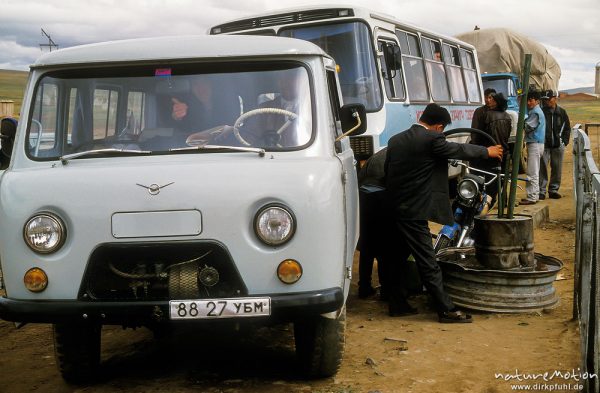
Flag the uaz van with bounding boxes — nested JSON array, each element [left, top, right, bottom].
[[0, 35, 365, 382]]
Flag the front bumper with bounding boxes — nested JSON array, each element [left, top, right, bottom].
[[0, 287, 344, 324]]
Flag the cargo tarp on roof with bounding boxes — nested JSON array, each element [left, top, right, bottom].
[[455, 28, 561, 91]]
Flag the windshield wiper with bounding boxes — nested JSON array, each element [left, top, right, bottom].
[[170, 144, 266, 157], [60, 148, 152, 165]]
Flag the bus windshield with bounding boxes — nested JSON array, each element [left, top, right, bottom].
[[280, 21, 382, 111]]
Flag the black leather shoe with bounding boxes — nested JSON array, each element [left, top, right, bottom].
[[358, 286, 376, 299], [519, 199, 536, 205], [538, 193, 546, 200], [549, 192, 562, 199], [389, 302, 418, 317]]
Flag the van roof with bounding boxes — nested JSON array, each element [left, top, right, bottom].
[[31, 35, 329, 69]]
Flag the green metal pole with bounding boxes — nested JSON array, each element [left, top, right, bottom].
[[497, 157, 511, 218], [507, 54, 532, 219]]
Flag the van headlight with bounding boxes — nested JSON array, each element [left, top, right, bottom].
[[254, 205, 296, 246], [23, 213, 66, 254]]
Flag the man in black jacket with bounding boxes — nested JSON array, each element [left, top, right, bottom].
[[384, 103, 503, 322], [540, 90, 571, 200]]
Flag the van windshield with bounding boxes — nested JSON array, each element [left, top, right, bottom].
[[27, 64, 313, 160]]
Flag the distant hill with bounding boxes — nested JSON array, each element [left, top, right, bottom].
[[560, 86, 595, 95], [0, 69, 29, 116]]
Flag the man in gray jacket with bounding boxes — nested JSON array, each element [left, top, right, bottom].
[[539, 90, 571, 199]]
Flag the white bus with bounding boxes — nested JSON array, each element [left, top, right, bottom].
[[210, 6, 484, 163]]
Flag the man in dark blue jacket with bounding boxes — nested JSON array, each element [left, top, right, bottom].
[[384, 103, 503, 322], [539, 90, 571, 199]]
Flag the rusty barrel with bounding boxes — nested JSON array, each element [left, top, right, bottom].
[[472, 215, 535, 270]]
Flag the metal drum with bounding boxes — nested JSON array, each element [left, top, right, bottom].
[[437, 247, 563, 313], [473, 215, 535, 270]]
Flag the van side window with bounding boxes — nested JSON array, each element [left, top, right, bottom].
[[378, 40, 405, 101], [93, 88, 119, 139], [30, 82, 58, 155], [421, 37, 450, 102], [443, 44, 467, 102], [66, 87, 78, 147], [126, 91, 145, 135], [460, 49, 482, 103], [396, 30, 429, 102], [326, 69, 342, 136]]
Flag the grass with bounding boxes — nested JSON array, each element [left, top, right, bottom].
[[0, 69, 29, 117], [559, 99, 600, 125]]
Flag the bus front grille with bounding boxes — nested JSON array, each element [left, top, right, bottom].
[[350, 136, 374, 159]]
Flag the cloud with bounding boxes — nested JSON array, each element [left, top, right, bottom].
[[0, 0, 597, 88]]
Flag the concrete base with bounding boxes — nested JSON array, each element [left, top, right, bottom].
[[492, 203, 549, 229]]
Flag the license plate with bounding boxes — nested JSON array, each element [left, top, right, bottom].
[[169, 297, 271, 320]]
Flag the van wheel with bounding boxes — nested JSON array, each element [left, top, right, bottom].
[[294, 307, 346, 378], [53, 323, 101, 383]]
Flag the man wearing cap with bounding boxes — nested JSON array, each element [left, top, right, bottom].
[[539, 90, 571, 200], [384, 103, 503, 323], [520, 91, 546, 205]]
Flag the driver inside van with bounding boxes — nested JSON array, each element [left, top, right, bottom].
[[234, 69, 310, 148], [152, 75, 238, 149]]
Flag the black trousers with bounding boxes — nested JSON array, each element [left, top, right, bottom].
[[390, 219, 455, 313], [358, 189, 390, 290]]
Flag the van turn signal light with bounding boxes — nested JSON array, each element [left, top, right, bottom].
[[277, 259, 302, 284], [24, 267, 48, 292]]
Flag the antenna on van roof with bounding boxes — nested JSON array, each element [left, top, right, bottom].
[[39, 28, 59, 52]]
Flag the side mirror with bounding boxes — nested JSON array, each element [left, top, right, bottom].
[[0, 117, 17, 168], [339, 103, 367, 138], [384, 44, 402, 71]]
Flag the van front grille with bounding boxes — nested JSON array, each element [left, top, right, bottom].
[[80, 242, 247, 301]]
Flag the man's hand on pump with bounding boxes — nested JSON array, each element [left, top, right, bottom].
[[487, 145, 503, 160]]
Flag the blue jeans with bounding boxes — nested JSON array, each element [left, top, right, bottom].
[[525, 142, 545, 201]]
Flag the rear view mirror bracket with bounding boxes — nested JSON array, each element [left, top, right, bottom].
[[337, 104, 367, 141]]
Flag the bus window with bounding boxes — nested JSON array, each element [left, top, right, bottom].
[[443, 43, 467, 102], [397, 31, 429, 102], [378, 40, 405, 101], [397, 31, 409, 55], [422, 37, 450, 102], [279, 21, 382, 111], [460, 49, 482, 102]]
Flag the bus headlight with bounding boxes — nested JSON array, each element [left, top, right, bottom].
[[23, 213, 66, 254], [254, 205, 296, 246]]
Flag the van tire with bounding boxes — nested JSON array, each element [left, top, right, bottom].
[[53, 323, 101, 383], [294, 307, 346, 378]]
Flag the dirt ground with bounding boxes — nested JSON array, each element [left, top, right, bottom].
[[0, 152, 581, 393]]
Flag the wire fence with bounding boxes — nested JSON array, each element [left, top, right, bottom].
[[573, 124, 600, 393]]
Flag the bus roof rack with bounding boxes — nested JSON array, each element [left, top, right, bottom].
[[210, 8, 355, 35]]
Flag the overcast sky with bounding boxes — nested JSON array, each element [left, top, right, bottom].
[[0, 0, 597, 90]]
